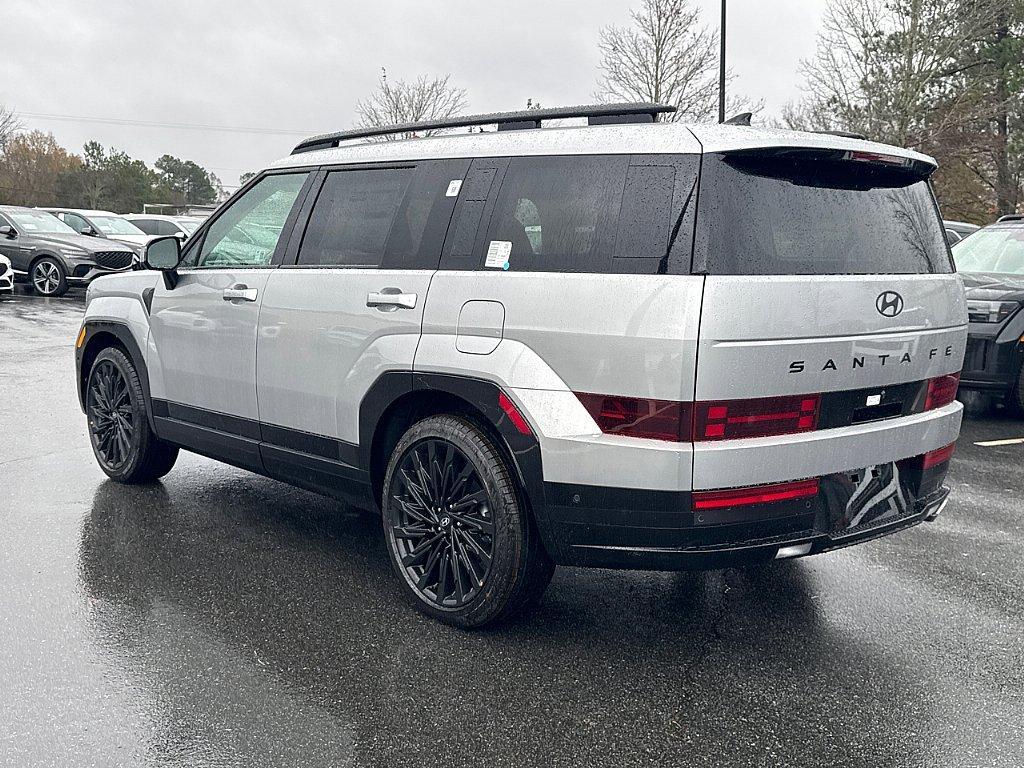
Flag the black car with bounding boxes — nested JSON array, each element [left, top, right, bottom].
[[0, 206, 136, 296], [952, 217, 1024, 411]]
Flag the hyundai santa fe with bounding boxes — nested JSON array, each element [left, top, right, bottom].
[[74, 104, 967, 627]]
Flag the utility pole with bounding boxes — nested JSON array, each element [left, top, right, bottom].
[[718, 0, 727, 123]]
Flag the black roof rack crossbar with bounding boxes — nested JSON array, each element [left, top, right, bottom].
[[291, 102, 676, 154]]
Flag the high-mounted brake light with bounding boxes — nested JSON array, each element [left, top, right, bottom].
[[693, 478, 820, 510], [925, 373, 960, 411], [693, 394, 820, 441], [498, 392, 533, 436], [843, 149, 912, 167], [922, 442, 956, 470], [574, 393, 691, 442]]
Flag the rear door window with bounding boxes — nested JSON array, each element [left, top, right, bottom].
[[297, 167, 413, 267], [693, 151, 952, 275]]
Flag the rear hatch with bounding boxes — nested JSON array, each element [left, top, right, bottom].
[[687, 139, 966, 489]]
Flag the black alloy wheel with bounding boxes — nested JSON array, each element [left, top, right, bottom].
[[388, 438, 495, 609], [87, 359, 135, 471]]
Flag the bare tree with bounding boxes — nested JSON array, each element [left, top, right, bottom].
[[594, 0, 758, 122], [355, 69, 468, 140], [0, 104, 22, 150]]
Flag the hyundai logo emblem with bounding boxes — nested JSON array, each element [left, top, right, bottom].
[[876, 291, 904, 318]]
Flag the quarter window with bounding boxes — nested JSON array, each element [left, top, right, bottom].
[[297, 168, 413, 267], [194, 173, 309, 268], [484, 156, 629, 273]]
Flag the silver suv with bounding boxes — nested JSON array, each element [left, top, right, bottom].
[[75, 104, 967, 627]]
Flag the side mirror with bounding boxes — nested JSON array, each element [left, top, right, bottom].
[[82, 226, 98, 236], [0, 225, 14, 237], [144, 236, 183, 289]]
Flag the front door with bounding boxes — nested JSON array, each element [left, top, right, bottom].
[[147, 171, 312, 466]]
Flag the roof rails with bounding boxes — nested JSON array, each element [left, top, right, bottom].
[[997, 213, 1024, 223], [291, 102, 676, 154]]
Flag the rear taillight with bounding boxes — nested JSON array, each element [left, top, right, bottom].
[[574, 393, 691, 442], [692, 394, 820, 441], [693, 478, 819, 510], [925, 373, 960, 411], [922, 442, 956, 470]]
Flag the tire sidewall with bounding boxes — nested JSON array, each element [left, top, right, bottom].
[[86, 347, 148, 480], [382, 415, 527, 627]]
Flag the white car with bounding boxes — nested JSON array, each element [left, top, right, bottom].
[[42, 208, 153, 253], [0, 253, 13, 296], [122, 214, 203, 241]]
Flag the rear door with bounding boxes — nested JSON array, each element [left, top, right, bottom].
[[255, 159, 468, 493], [147, 171, 312, 468], [688, 146, 966, 488]]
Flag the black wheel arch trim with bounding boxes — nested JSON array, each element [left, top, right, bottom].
[[359, 371, 560, 555], [76, 320, 156, 431]]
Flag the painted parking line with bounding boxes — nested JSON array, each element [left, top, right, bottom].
[[974, 437, 1024, 447]]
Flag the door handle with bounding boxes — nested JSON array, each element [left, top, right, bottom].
[[366, 288, 417, 311], [222, 285, 258, 302]]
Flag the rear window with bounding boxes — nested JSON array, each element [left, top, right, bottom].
[[693, 151, 952, 275]]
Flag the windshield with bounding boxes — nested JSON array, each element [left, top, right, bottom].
[[4, 209, 77, 235], [177, 218, 201, 234], [90, 216, 145, 236], [694, 152, 952, 275], [952, 227, 1024, 275]]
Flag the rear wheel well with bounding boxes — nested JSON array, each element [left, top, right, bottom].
[[369, 390, 522, 512]]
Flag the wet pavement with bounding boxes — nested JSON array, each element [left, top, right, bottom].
[[1, 290, 1023, 767]]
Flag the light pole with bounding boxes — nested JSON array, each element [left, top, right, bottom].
[[718, 0, 727, 123]]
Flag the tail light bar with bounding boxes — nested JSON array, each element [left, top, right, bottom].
[[693, 478, 820, 510], [924, 373, 960, 411], [574, 393, 691, 442], [693, 394, 820, 441], [843, 149, 913, 167]]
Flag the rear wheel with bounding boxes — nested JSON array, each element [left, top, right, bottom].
[[382, 415, 554, 628], [86, 347, 178, 483], [31, 257, 68, 297]]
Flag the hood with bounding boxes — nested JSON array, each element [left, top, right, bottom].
[[960, 271, 1024, 303], [105, 234, 153, 247], [32, 233, 135, 253]]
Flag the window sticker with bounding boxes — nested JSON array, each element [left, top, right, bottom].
[[445, 179, 463, 197], [485, 240, 512, 270]]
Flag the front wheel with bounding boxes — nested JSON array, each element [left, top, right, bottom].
[[86, 347, 179, 483], [382, 415, 554, 628], [31, 257, 68, 297]]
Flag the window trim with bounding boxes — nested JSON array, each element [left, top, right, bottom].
[[177, 168, 316, 272]]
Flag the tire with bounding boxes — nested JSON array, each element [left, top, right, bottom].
[[85, 347, 178, 483], [1009, 363, 1024, 417], [31, 256, 69, 297], [382, 414, 554, 628]]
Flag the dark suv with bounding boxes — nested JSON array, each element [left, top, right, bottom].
[[951, 216, 1024, 412], [0, 206, 136, 296]]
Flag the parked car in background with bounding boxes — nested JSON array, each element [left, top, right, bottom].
[[0, 253, 13, 296], [0, 206, 136, 296], [123, 214, 203, 241], [943, 219, 980, 246], [952, 217, 1024, 412], [41, 208, 152, 254]]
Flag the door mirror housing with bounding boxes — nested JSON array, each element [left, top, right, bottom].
[[0, 225, 14, 237], [82, 226, 98, 236], [145, 236, 183, 289]]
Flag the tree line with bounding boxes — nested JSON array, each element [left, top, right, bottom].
[[0, 107, 221, 213]]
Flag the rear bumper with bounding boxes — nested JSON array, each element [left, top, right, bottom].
[[543, 456, 952, 570]]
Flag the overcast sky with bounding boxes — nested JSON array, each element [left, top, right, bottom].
[[2, 0, 827, 192]]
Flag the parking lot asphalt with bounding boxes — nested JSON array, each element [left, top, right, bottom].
[[1, 289, 1023, 768]]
